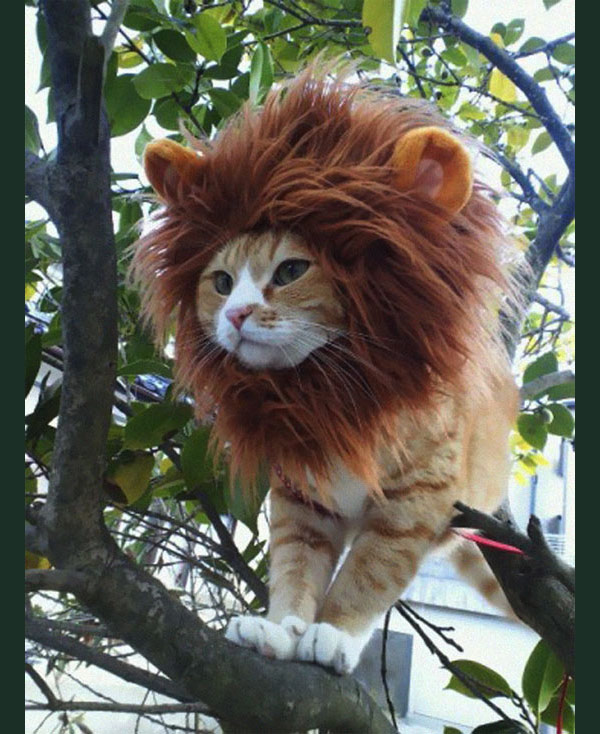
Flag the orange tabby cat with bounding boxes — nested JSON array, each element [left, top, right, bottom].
[[133, 70, 520, 674]]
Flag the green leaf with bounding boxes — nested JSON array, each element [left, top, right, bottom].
[[552, 43, 575, 65], [208, 87, 243, 119], [362, 0, 402, 64], [228, 466, 270, 534], [181, 427, 215, 487], [546, 379, 575, 400], [442, 46, 467, 66], [504, 19, 525, 46], [134, 125, 154, 162], [25, 105, 42, 154], [533, 66, 556, 83], [25, 326, 42, 397], [133, 63, 193, 99], [445, 660, 512, 699], [517, 413, 548, 451], [187, 13, 227, 62], [532, 131, 552, 155], [471, 722, 529, 734], [25, 376, 62, 444], [450, 0, 468, 19], [104, 74, 152, 136], [543, 0, 563, 9], [565, 677, 575, 705], [249, 43, 274, 105], [123, 9, 160, 31], [523, 352, 558, 383], [519, 36, 546, 54], [153, 29, 196, 62], [522, 639, 565, 715], [540, 695, 574, 733], [507, 125, 530, 151], [546, 403, 574, 437], [123, 403, 193, 449], [117, 359, 172, 379], [153, 96, 183, 130], [404, 0, 428, 25], [444, 728, 463, 734], [458, 102, 486, 121]]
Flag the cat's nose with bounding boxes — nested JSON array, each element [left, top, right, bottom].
[[225, 305, 253, 330]]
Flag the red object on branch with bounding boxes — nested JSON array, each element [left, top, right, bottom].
[[556, 673, 570, 734], [452, 528, 525, 555]]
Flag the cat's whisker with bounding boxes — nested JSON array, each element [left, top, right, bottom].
[[314, 346, 383, 418]]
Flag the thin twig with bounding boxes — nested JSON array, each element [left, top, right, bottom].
[[380, 608, 398, 731], [395, 602, 514, 723]]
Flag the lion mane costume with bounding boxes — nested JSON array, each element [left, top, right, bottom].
[[132, 69, 517, 494]]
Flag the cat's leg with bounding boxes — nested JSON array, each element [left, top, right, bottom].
[[226, 484, 346, 661], [296, 489, 454, 674]]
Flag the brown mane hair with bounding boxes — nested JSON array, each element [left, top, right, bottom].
[[132, 69, 518, 494]]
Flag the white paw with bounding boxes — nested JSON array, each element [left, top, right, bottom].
[[225, 616, 296, 660], [295, 622, 370, 675], [280, 615, 308, 639]]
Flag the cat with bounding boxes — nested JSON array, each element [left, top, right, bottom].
[[132, 69, 520, 674]]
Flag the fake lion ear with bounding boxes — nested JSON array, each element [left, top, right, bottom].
[[144, 139, 205, 201], [391, 127, 473, 215]]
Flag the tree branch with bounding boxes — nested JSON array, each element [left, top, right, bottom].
[[520, 369, 574, 402], [422, 6, 575, 174], [26, 700, 211, 715], [25, 150, 57, 222], [100, 0, 130, 64], [26, 663, 59, 708], [25, 568, 91, 594], [39, 0, 118, 569], [452, 503, 575, 676], [26, 615, 194, 704]]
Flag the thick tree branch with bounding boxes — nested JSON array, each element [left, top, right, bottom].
[[53, 549, 395, 732], [452, 503, 575, 676], [39, 0, 118, 569]]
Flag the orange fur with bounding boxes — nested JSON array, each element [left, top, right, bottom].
[[132, 68, 519, 495]]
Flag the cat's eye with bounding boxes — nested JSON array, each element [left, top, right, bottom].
[[272, 259, 310, 286], [213, 271, 233, 295]]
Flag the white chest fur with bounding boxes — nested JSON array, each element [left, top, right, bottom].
[[306, 462, 370, 519]]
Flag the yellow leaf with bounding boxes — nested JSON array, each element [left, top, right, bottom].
[[160, 456, 174, 474], [513, 470, 528, 487], [489, 68, 516, 103], [490, 32, 505, 49], [107, 452, 154, 505], [25, 551, 51, 570], [25, 284, 37, 301]]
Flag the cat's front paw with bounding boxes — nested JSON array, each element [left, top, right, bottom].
[[225, 615, 296, 661], [295, 622, 369, 675]]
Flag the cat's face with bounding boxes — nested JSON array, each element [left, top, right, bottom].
[[196, 232, 345, 370]]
